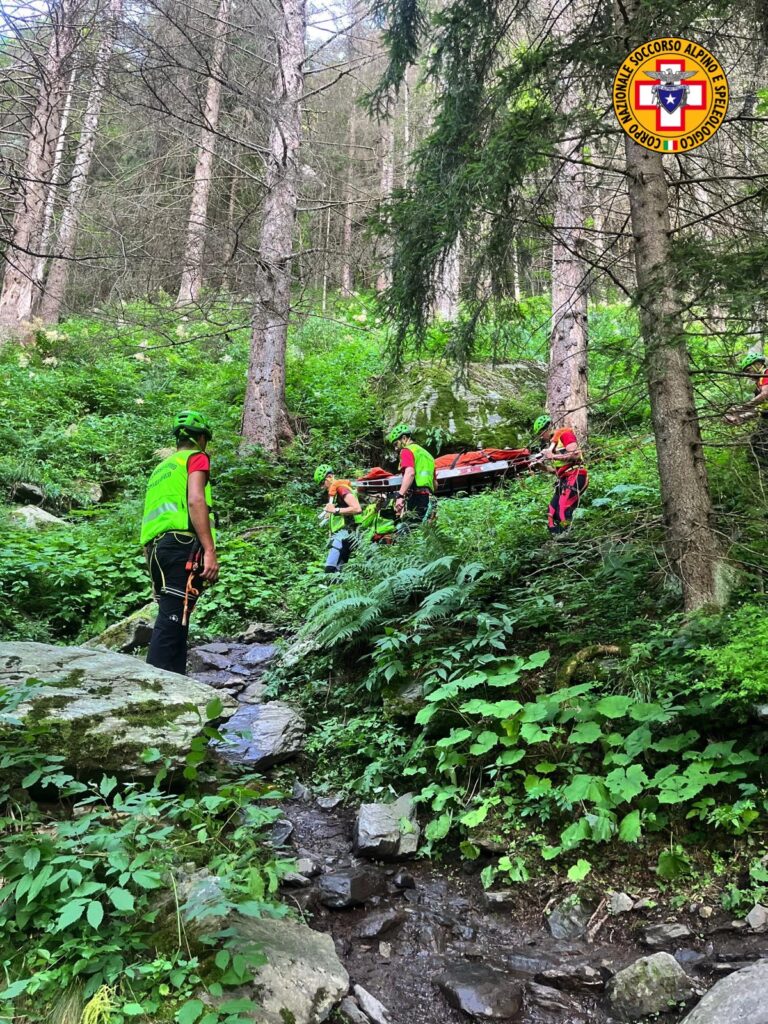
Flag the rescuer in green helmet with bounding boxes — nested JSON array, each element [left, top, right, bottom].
[[314, 465, 363, 572], [387, 423, 437, 526], [724, 352, 768, 474], [141, 410, 219, 674]]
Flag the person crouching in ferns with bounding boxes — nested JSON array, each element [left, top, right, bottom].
[[314, 464, 363, 572], [533, 414, 589, 537]]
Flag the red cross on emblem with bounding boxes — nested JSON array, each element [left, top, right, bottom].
[[634, 59, 707, 132]]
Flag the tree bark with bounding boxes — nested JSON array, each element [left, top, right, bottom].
[[39, 0, 122, 324], [0, 0, 84, 338], [175, 0, 231, 307], [616, 1, 728, 611], [339, 104, 357, 298], [546, 0, 589, 440], [433, 237, 461, 320], [34, 64, 77, 296], [241, 0, 305, 453], [375, 90, 395, 294]]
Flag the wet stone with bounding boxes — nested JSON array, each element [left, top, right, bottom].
[[318, 867, 387, 909], [484, 890, 517, 910], [675, 948, 707, 966], [337, 996, 370, 1024], [536, 962, 605, 992], [238, 680, 267, 704], [546, 897, 594, 940], [270, 819, 294, 848], [353, 984, 392, 1024], [526, 981, 582, 1017], [435, 963, 525, 1020], [355, 794, 420, 860], [643, 922, 693, 948], [214, 700, 305, 769], [680, 959, 768, 1023], [355, 908, 407, 939], [241, 643, 277, 666], [608, 891, 635, 915], [746, 903, 768, 933], [607, 952, 699, 1021], [392, 870, 416, 890], [317, 794, 344, 810]]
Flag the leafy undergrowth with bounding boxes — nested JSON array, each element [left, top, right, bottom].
[[271, 471, 768, 907], [0, 683, 291, 1024]]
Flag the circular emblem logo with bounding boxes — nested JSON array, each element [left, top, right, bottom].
[[612, 37, 729, 153]]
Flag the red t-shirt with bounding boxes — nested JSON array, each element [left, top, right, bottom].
[[552, 429, 582, 478], [757, 375, 768, 392], [187, 452, 210, 477], [335, 484, 352, 502], [399, 448, 416, 471]]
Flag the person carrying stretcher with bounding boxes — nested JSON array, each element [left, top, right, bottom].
[[314, 465, 363, 572], [387, 424, 437, 527], [533, 414, 588, 536]]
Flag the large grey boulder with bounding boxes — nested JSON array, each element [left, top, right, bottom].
[[607, 952, 699, 1021], [383, 360, 545, 450], [318, 867, 387, 909], [0, 642, 236, 775], [84, 603, 156, 653], [681, 960, 768, 1024], [643, 922, 693, 948], [9, 505, 65, 529], [355, 794, 420, 860], [214, 701, 305, 769], [226, 915, 349, 1024]]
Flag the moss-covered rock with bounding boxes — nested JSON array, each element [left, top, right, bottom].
[[0, 641, 237, 775], [84, 602, 156, 654], [382, 360, 546, 451]]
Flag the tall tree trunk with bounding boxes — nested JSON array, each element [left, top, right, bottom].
[[339, 104, 357, 298], [0, 0, 83, 339], [34, 65, 77, 295], [39, 0, 122, 324], [615, 1, 727, 611], [546, 0, 589, 440], [241, 0, 305, 453], [175, 0, 231, 307], [375, 90, 395, 294], [433, 238, 461, 320]]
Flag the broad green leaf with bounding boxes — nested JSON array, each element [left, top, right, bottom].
[[618, 809, 642, 843], [569, 722, 602, 744], [605, 764, 648, 803], [122, 1004, 145, 1016], [99, 775, 117, 797], [521, 702, 550, 723], [459, 804, 490, 827], [177, 999, 205, 1024], [567, 858, 591, 882], [22, 847, 40, 871], [414, 704, 438, 725], [520, 723, 552, 744], [623, 725, 652, 758], [651, 730, 699, 753], [460, 698, 522, 718], [629, 702, 670, 723], [435, 728, 473, 749], [496, 748, 525, 766], [86, 901, 104, 929], [656, 848, 690, 879], [541, 845, 561, 861], [0, 979, 30, 1000], [594, 695, 633, 719], [108, 887, 135, 912], [425, 813, 452, 841], [460, 841, 480, 860], [469, 731, 499, 755], [205, 697, 224, 720], [55, 899, 86, 931], [523, 650, 551, 669]]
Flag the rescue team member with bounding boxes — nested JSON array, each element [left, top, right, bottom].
[[141, 410, 219, 674], [534, 414, 588, 536], [314, 464, 363, 572], [724, 354, 768, 473], [387, 424, 437, 526]]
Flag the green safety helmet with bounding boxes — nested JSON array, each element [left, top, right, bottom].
[[533, 414, 551, 434], [313, 464, 334, 484], [173, 409, 212, 440], [739, 353, 766, 371], [387, 422, 413, 445]]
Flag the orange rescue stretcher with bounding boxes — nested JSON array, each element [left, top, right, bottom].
[[355, 448, 534, 498]]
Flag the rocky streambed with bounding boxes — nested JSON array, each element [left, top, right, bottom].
[[185, 638, 768, 1024], [2, 631, 766, 1024]]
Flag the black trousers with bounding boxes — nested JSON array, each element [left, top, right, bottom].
[[145, 532, 203, 675], [403, 488, 437, 528]]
